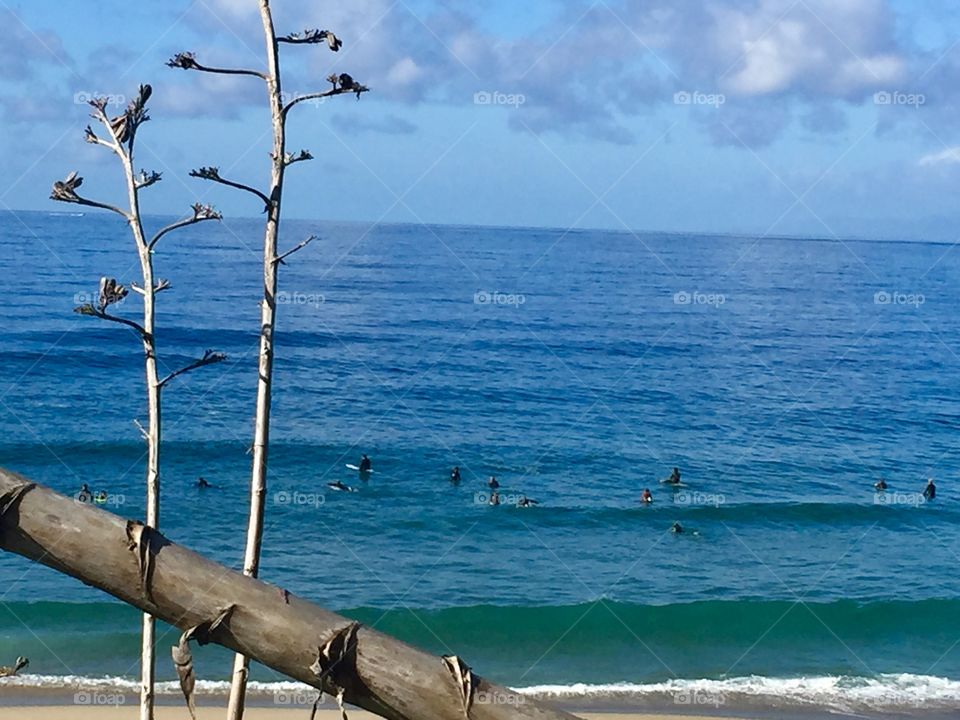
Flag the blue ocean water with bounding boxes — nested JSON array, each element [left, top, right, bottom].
[[1, 210, 959, 714]]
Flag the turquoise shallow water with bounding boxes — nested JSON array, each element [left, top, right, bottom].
[[1, 210, 960, 713]]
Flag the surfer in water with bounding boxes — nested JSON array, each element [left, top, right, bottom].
[[76, 483, 93, 503], [664, 467, 682, 485], [641, 488, 653, 504], [358, 455, 372, 473], [874, 478, 888, 491], [671, 521, 684, 534], [328, 480, 354, 493], [196, 477, 212, 489], [488, 476, 500, 490], [489, 491, 501, 506], [923, 478, 936, 501], [517, 496, 539, 508], [450, 466, 461, 484]]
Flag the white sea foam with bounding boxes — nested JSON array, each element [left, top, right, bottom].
[[518, 674, 960, 712], [5, 672, 960, 712]]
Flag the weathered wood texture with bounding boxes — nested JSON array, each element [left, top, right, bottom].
[[0, 469, 580, 720]]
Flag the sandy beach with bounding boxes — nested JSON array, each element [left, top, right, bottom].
[[0, 710, 735, 720]]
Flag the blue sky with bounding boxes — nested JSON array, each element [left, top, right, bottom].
[[3, 0, 960, 240]]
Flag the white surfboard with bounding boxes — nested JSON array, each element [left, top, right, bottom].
[[345, 464, 375, 473], [659, 479, 688, 487], [327, 482, 357, 493]]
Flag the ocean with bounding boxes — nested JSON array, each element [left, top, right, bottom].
[[1, 210, 959, 716]]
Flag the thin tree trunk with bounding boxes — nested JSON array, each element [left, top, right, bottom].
[[227, 3, 287, 718], [124, 150, 162, 720], [0, 469, 581, 720]]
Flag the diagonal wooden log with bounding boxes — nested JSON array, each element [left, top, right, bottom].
[[0, 469, 580, 720]]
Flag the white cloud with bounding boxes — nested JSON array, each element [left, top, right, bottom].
[[918, 147, 960, 167]]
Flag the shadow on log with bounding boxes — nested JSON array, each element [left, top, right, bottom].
[[0, 469, 581, 720]]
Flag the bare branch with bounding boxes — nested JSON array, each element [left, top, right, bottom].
[[158, 349, 227, 389], [136, 170, 163, 190], [189, 167, 271, 211], [88, 85, 153, 152], [282, 150, 313, 168], [167, 52, 266, 80], [74, 276, 149, 338], [50, 172, 129, 218], [148, 203, 222, 250], [84, 125, 118, 152], [74, 305, 148, 339], [131, 279, 172, 296], [282, 74, 369, 117], [274, 235, 316, 265], [133, 419, 149, 441], [278, 29, 342, 51]]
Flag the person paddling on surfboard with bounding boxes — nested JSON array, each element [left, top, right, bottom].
[[517, 496, 539, 508], [923, 478, 936, 501], [671, 521, 684, 534], [450, 466, 461, 484], [197, 476, 212, 489], [662, 467, 682, 485], [874, 478, 888, 491], [358, 454, 372, 473], [328, 480, 354, 492], [488, 476, 500, 490]]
